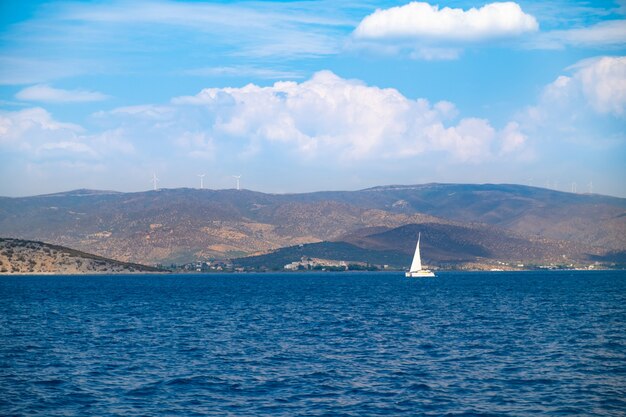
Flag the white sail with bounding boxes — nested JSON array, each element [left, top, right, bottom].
[[409, 233, 422, 272], [406, 232, 435, 278]]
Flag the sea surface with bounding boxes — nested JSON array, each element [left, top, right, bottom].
[[1, 271, 625, 416]]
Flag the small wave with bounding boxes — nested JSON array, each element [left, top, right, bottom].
[[4, 271, 625, 416], [111, 327, 134, 334], [125, 382, 162, 397], [405, 382, 431, 391], [33, 379, 65, 386]]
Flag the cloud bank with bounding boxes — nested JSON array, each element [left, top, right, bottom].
[[170, 70, 521, 162], [2, 71, 524, 169], [3, 62, 624, 195], [5, 63, 624, 171]]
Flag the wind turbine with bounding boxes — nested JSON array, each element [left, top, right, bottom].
[[152, 173, 159, 191], [198, 174, 205, 189], [233, 175, 241, 191], [571, 182, 577, 193]]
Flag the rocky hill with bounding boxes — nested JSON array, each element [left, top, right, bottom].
[[235, 241, 409, 270], [235, 221, 596, 270], [0, 184, 623, 266], [0, 238, 163, 274]]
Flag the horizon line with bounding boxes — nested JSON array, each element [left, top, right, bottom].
[[0, 182, 618, 199]]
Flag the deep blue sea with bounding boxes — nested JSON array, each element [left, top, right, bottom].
[[1, 271, 625, 416]]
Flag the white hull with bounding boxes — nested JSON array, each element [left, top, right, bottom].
[[405, 270, 435, 278]]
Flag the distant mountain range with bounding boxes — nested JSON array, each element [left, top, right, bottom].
[[0, 184, 624, 268]]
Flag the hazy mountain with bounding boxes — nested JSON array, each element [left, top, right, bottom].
[[288, 184, 626, 251], [0, 188, 444, 263], [336, 222, 592, 264], [236, 221, 594, 270], [0, 184, 623, 265], [0, 238, 162, 274]]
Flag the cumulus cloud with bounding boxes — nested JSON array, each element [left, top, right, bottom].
[[0, 107, 132, 158], [1, 72, 535, 180], [168, 70, 519, 162], [499, 122, 527, 155], [353, 2, 538, 41], [0, 108, 82, 148], [573, 56, 626, 116], [513, 56, 626, 153], [16, 84, 109, 103], [540, 56, 626, 117], [2, 72, 532, 196]]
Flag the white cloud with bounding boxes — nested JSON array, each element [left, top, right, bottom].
[[513, 56, 626, 154], [6, 71, 523, 163], [499, 122, 527, 155], [97, 105, 175, 120], [530, 20, 626, 49], [0, 56, 95, 85], [410, 47, 461, 61], [169, 70, 517, 162], [183, 66, 303, 80], [0, 73, 538, 197], [0, 107, 133, 158], [0, 108, 82, 148], [573, 56, 626, 116], [37, 141, 97, 156], [175, 131, 215, 159], [38, 1, 347, 60], [426, 118, 496, 161], [353, 2, 538, 41], [541, 56, 626, 117], [16, 84, 109, 103], [90, 128, 135, 155]]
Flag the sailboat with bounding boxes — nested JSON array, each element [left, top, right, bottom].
[[405, 232, 436, 278]]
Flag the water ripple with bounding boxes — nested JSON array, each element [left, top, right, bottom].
[[1, 271, 625, 416]]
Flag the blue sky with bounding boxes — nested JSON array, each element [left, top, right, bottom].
[[0, 0, 625, 197]]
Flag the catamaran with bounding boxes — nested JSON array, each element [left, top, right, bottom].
[[406, 232, 435, 278]]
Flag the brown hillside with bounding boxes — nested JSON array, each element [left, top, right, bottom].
[[0, 238, 163, 274], [0, 184, 623, 265]]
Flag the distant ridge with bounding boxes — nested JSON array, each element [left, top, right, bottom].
[[0, 183, 623, 266], [4, 182, 625, 200], [37, 189, 124, 197]]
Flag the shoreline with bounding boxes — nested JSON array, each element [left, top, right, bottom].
[[2, 268, 623, 276]]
